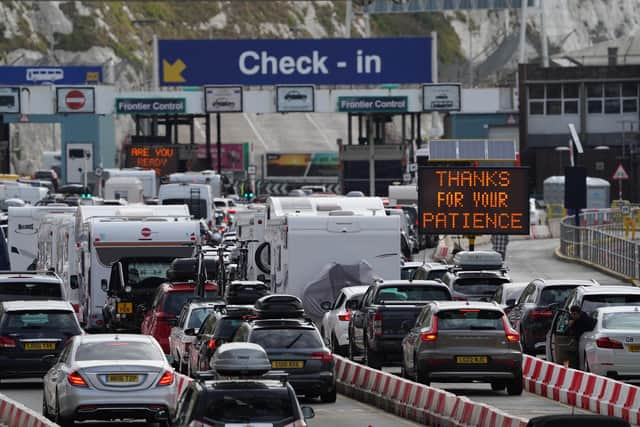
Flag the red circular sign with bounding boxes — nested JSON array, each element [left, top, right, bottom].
[[141, 227, 152, 238], [65, 90, 86, 110]]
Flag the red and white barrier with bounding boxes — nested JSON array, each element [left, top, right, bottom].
[[523, 355, 640, 425], [0, 392, 55, 427], [335, 356, 527, 427]]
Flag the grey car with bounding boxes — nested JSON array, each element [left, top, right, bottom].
[[401, 301, 523, 395], [43, 334, 177, 426]]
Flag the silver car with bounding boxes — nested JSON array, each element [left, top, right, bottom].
[[43, 334, 176, 426]]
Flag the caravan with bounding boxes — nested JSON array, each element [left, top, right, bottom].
[[8, 206, 77, 270], [102, 169, 158, 199], [264, 197, 400, 298], [168, 171, 222, 198], [235, 205, 267, 282], [103, 177, 144, 203], [158, 183, 214, 228], [0, 183, 49, 205]]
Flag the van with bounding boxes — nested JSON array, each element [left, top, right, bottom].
[[159, 183, 214, 228]]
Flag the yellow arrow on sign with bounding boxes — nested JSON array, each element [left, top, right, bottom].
[[163, 59, 186, 83]]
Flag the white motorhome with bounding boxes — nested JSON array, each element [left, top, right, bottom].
[[388, 184, 417, 205], [159, 183, 214, 228], [74, 205, 192, 330], [102, 168, 158, 199], [8, 205, 77, 270], [168, 171, 222, 198], [235, 205, 267, 282], [103, 177, 144, 203], [0, 183, 48, 205], [264, 197, 400, 298]]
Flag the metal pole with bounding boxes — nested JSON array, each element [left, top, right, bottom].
[[540, 0, 549, 67], [205, 114, 212, 169], [152, 35, 159, 90], [431, 31, 438, 83], [368, 116, 375, 196], [345, 0, 352, 38], [216, 113, 222, 175], [347, 113, 353, 146], [467, 11, 473, 87], [519, 0, 528, 64]]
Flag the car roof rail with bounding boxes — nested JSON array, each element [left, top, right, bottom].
[[0, 270, 60, 277]]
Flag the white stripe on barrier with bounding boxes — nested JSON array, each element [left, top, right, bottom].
[[0, 392, 56, 427]]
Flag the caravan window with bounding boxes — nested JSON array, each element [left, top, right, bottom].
[[68, 149, 85, 159], [162, 198, 207, 220]]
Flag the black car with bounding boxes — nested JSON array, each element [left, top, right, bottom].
[[507, 279, 599, 355], [187, 306, 254, 377], [172, 378, 315, 427], [232, 318, 336, 402], [0, 300, 83, 379], [224, 281, 270, 305]]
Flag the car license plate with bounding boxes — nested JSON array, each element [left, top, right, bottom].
[[24, 342, 56, 351], [627, 344, 640, 352], [117, 302, 133, 314], [271, 361, 304, 369], [456, 356, 488, 364], [107, 374, 139, 383]]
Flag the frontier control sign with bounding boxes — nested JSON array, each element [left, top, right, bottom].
[[116, 98, 186, 114], [419, 167, 529, 235]]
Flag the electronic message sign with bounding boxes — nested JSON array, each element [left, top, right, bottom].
[[125, 145, 179, 176], [419, 167, 529, 235]]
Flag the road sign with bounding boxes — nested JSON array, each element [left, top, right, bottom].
[[418, 167, 530, 235], [277, 85, 315, 113], [0, 66, 102, 85], [613, 163, 630, 181], [337, 96, 408, 113], [0, 87, 20, 114], [247, 165, 256, 175], [204, 86, 243, 113], [159, 38, 432, 86], [115, 98, 186, 114], [94, 167, 103, 177], [56, 87, 95, 113], [422, 84, 461, 112]]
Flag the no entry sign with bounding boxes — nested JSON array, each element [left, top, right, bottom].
[[56, 87, 95, 113]]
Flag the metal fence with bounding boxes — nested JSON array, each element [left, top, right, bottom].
[[559, 211, 640, 280]]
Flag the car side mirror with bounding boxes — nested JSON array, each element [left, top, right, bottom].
[[167, 318, 178, 327], [101, 279, 108, 292], [320, 301, 332, 311], [301, 406, 315, 420], [70, 275, 79, 290], [184, 328, 196, 336], [506, 299, 516, 307]]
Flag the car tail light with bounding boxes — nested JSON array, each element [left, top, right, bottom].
[[420, 317, 438, 342], [227, 209, 236, 214], [284, 419, 307, 427], [72, 304, 80, 313], [157, 371, 174, 386], [0, 336, 16, 348], [529, 309, 553, 319], [311, 351, 334, 363], [503, 317, 520, 342], [373, 312, 383, 337], [68, 372, 88, 387], [338, 311, 351, 321], [596, 337, 624, 349], [207, 338, 217, 350]]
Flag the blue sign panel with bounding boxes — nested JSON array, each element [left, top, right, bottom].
[[0, 66, 102, 85], [159, 38, 431, 86]]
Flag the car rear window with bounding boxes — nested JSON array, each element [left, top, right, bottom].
[[539, 286, 577, 306], [202, 391, 293, 423], [582, 294, 640, 314], [163, 291, 219, 315], [75, 341, 163, 361], [188, 308, 216, 329], [453, 278, 508, 296], [603, 312, 640, 330], [215, 318, 244, 338], [3, 311, 79, 333], [401, 267, 418, 280], [0, 282, 61, 300], [251, 328, 322, 349], [437, 309, 503, 330], [375, 286, 450, 303], [427, 270, 447, 281]]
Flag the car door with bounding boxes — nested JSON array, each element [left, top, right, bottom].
[[171, 307, 188, 360], [352, 288, 373, 352], [550, 310, 575, 365], [508, 283, 534, 329], [141, 288, 163, 334], [325, 292, 346, 341], [46, 343, 72, 411], [403, 307, 429, 374]]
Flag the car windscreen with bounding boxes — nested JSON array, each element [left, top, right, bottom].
[[453, 278, 509, 296], [582, 294, 640, 314], [375, 286, 450, 303], [2, 310, 80, 334], [0, 282, 62, 300], [401, 267, 418, 280], [539, 286, 578, 306], [437, 309, 503, 330], [163, 198, 208, 220], [163, 291, 219, 315], [602, 312, 640, 330], [75, 341, 164, 361], [188, 308, 216, 329], [427, 270, 447, 281], [251, 328, 323, 350], [214, 201, 226, 208], [201, 391, 293, 424]]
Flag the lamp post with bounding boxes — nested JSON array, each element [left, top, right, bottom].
[[555, 146, 570, 175], [131, 19, 158, 89]]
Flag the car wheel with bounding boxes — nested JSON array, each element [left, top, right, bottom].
[[491, 381, 506, 391], [320, 384, 337, 403], [506, 373, 523, 396], [364, 340, 382, 370], [55, 393, 74, 426]]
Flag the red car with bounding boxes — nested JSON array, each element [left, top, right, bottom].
[[141, 282, 219, 354]]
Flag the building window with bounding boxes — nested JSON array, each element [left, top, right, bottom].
[[587, 81, 637, 115], [528, 83, 579, 116], [564, 100, 578, 114], [605, 98, 620, 114], [588, 100, 603, 114], [546, 100, 562, 115], [587, 83, 603, 98], [529, 85, 545, 99], [623, 99, 638, 113], [564, 84, 579, 98], [530, 101, 544, 115]]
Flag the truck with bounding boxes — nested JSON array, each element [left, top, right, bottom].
[[8, 205, 77, 270], [350, 280, 452, 369], [264, 197, 401, 298]]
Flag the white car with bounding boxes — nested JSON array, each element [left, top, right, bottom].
[[321, 285, 369, 356], [580, 306, 640, 380], [43, 334, 176, 426], [530, 198, 547, 225]]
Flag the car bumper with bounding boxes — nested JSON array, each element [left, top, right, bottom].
[[588, 349, 640, 379], [287, 371, 335, 395], [59, 383, 176, 419], [0, 356, 58, 378], [371, 339, 403, 360], [417, 352, 522, 382]]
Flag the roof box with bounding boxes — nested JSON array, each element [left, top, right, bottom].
[[254, 294, 304, 319], [167, 257, 218, 282], [212, 343, 272, 377], [225, 281, 270, 305], [453, 250, 503, 270]]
